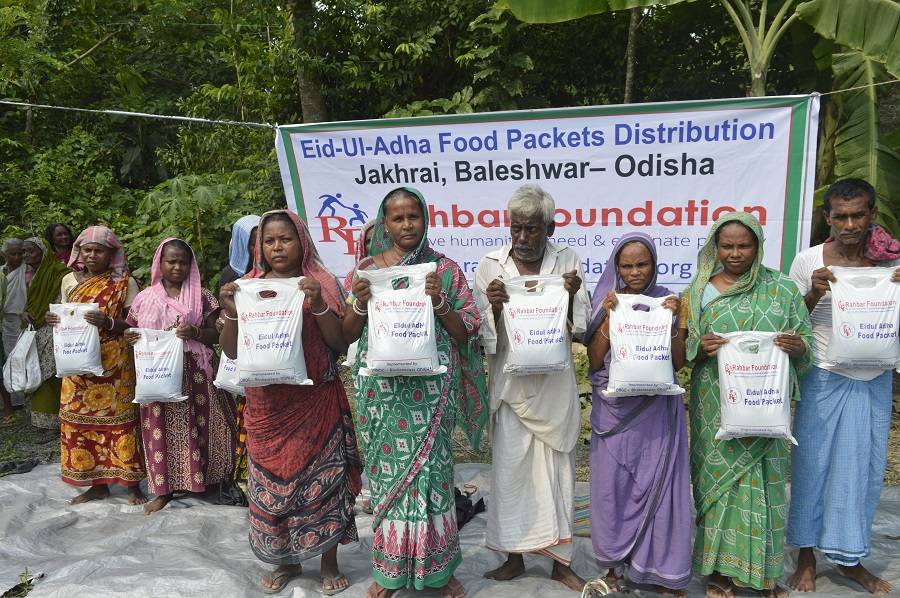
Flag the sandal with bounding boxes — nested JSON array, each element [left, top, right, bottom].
[[261, 564, 302, 595], [322, 573, 349, 596], [706, 577, 735, 598]]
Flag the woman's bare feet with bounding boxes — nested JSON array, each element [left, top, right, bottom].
[[440, 576, 466, 598], [551, 561, 585, 592], [788, 548, 817, 592], [128, 486, 148, 505], [484, 554, 525, 581], [71, 484, 110, 504], [143, 493, 173, 514], [604, 569, 624, 591], [837, 563, 893, 595], [261, 563, 303, 594], [364, 581, 396, 598], [762, 586, 789, 598]]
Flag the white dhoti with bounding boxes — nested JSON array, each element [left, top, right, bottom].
[[487, 402, 575, 564]]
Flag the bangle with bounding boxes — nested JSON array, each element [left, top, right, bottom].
[[311, 304, 330, 317], [352, 300, 368, 317], [193, 325, 201, 340], [435, 302, 452, 317], [222, 312, 237, 321], [432, 295, 446, 312], [671, 327, 679, 338], [106, 316, 115, 331]]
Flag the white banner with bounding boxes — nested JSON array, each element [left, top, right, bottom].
[[276, 95, 819, 290]]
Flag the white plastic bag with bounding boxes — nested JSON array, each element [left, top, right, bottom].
[[502, 275, 570, 375], [604, 293, 684, 397], [716, 331, 796, 444], [213, 354, 245, 396], [358, 262, 445, 377], [2, 326, 41, 394], [50, 303, 104, 377], [342, 340, 359, 368], [234, 277, 312, 386], [132, 329, 187, 404], [825, 266, 900, 369]]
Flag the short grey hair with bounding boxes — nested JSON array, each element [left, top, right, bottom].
[[2, 238, 22, 253], [507, 185, 555, 225]]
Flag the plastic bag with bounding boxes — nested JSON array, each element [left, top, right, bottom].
[[50, 303, 104, 377], [502, 275, 570, 375], [2, 326, 41, 394], [825, 266, 900, 369], [213, 354, 245, 396], [234, 277, 312, 386], [358, 262, 445, 377], [342, 340, 359, 368], [132, 329, 187, 404], [603, 293, 684, 397], [716, 331, 796, 444]]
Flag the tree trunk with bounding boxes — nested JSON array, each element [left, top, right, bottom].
[[288, 0, 328, 123], [749, 65, 767, 97], [623, 8, 640, 103]]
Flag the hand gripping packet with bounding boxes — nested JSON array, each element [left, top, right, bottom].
[[213, 354, 245, 396], [357, 262, 446, 377], [502, 275, 570, 375], [234, 277, 312, 386], [3, 326, 41, 394], [50, 303, 104, 377], [825, 266, 900, 369], [716, 331, 796, 444], [603, 293, 685, 398], [132, 329, 187, 403]]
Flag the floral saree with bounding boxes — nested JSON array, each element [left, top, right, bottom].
[[59, 271, 145, 487]]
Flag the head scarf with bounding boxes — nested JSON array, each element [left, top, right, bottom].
[[682, 211, 765, 361], [367, 187, 441, 266], [68, 226, 129, 282], [23, 237, 70, 328], [586, 232, 672, 343], [130, 238, 213, 377], [825, 224, 900, 263], [343, 219, 376, 292], [249, 210, 344, 316], [228, 215, 261, 275]]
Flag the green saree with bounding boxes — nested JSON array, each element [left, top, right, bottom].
[[350, 187, 488, 590], [683, 212, 811, 590]]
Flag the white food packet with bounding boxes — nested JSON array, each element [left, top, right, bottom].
[[358, 262, 445, 377], [50, 303, 104, 377], [213, 354, 245, 396], [132, 328, 187, 404], [603, 293, 684, 397], [825, 266, 900, 369], [502, 275, 570, 375], [2, 326, 41, 393], [234, 277, 312, 386], [716, 331, 796, 445]]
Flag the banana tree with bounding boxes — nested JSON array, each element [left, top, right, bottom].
[[506, 0, 802, 96]]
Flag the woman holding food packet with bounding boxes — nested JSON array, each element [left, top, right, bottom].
[[45, 225, 147, 504], [219, 210, 361, 596], [679, 212, 811, 598], [343, 187, 488, 598], [585, 232, 692, 596], [124, 238, 234, 515]]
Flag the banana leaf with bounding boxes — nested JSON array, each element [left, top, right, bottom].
[[796, 0, 900, 79], [506, 0, 691, 24], [830, 51, 900, 236]]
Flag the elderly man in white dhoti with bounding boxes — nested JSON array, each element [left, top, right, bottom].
[[474, 184, 590, 592]]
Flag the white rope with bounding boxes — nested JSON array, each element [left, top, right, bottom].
[[816, 78, 900, 97], [0, 100, 274, 129]]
